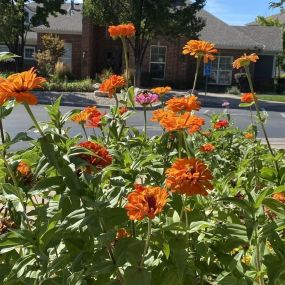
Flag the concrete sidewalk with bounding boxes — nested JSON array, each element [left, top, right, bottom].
[[261, 138, 285, 149]]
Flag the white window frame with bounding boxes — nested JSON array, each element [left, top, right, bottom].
[[24, 46, 35, 60], [207, 56, 233, 86], [149, 45, 167, 80]]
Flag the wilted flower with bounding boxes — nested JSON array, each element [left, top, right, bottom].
[[78, 141, 112, 171], [99, 75, 126, 97], [233, 53, 259, 69], [125, 184, 168, 221], [200, 143, 215, 153], [135, 91, 159, 106], [240, 93, 255, 103], [116, 228, 131, 240], [0, 68, 46, 105], [108, 23, 136, 38], [214, 120, 229, 129], [166, 96, 201, 113], [166, 158, 213, 196], [182, 40, 218, 63]]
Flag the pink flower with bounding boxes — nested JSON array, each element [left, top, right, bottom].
[[136, 91, 159, 106]]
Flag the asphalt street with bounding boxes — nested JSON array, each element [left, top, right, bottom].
[[2, 105, 285, 150]]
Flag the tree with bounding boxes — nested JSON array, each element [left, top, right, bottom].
[[0, 0, 66, 71], [270, 0, 285, 10], [256, 16, 285, 77], [34, 34, 65, 77], [84, 0, 206, 86]]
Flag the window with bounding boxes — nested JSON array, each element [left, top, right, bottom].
[[149, 46, 167, 79], [24, 46, 35, 59], [0, 45, 9, 53], [60, 43, 72, 69], [207, 56, 233, 85]]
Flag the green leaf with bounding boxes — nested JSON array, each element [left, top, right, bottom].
[[127, 86, 135, 107], [239, 102, 255, 108], [125, 267, 151, 285], [0, 52, 20, 62], [263, 198, 285, 217], [219, 197, 253, 216], [1, 183, 25, 213]]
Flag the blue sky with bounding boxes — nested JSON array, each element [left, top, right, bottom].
[[205, 0, 280, 25]]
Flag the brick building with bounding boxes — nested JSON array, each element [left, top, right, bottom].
[[1, 2, 283, 90]]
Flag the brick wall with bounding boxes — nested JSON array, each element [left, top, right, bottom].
[[37, 33, 82, 78]]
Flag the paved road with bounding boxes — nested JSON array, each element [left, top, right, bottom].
[[2, 105, 285, 149]]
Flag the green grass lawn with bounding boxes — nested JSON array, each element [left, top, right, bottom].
[[257, 94, 285, 102]]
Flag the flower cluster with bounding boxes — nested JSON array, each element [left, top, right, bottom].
[[182, 40, 218, 63], [108, 23, 136, 38], [166, 158, 213, 196], [99, 75, 126, 97], [151, 95, 204, 133], [71, 106, 103, 128], [125, 184, 168, 220], [135, 91, 159, 106], [78, 141, 112, 171], [0, 68, 46, 105]]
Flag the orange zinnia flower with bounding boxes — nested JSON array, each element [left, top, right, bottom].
[[240, 93, 255, 103], [108, 23, 136, 38], [233, 53, 259, 69], [200, 143, 215, 153], [99, 75, 126, 97], [160, 112, 204, 133], [125, 185, 168, 221], [71, 106, 102, 128], [166, 158, 213, 196], [151, 86, 172, 96], [78, 141, 112, 170], [0, 68, 46, 105], [17, 161, 31, 176], [166, 96, 201, 113], [151, 109, 174, 122], [182, 40, 218, 63], [244, 132, 254, 139]]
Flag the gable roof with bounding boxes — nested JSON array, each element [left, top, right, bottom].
[[234, 25, 282, 53], [27, 3, 282, 53], [198, 10, 264, 50], [32, 3, 83, 34]]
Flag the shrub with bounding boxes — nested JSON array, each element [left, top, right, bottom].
[[44, 78, 94, 92], [52, 61, 73, 82], [34, 34, 65, 77], [227, 85, 240, 95]]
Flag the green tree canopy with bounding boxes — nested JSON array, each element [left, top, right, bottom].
[[84, 0, 206, 86], [0, 0, 66, 70]]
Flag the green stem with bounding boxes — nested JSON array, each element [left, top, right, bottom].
[[81, 124, 88, 140], [143, 107, 147, 139], [254, 226, 265, 285], [1, 154, 18, 187], [244, 67, 279, 174], [131, 220, 136, 238], [140, 219, 152, 268], [24, 103, 45, 137], [121, 38, 129, 89], [114, 93, 119, 115], [190, 56, 202, 96]]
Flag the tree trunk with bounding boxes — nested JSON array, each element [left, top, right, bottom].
[[134, 59, 142, 87]]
